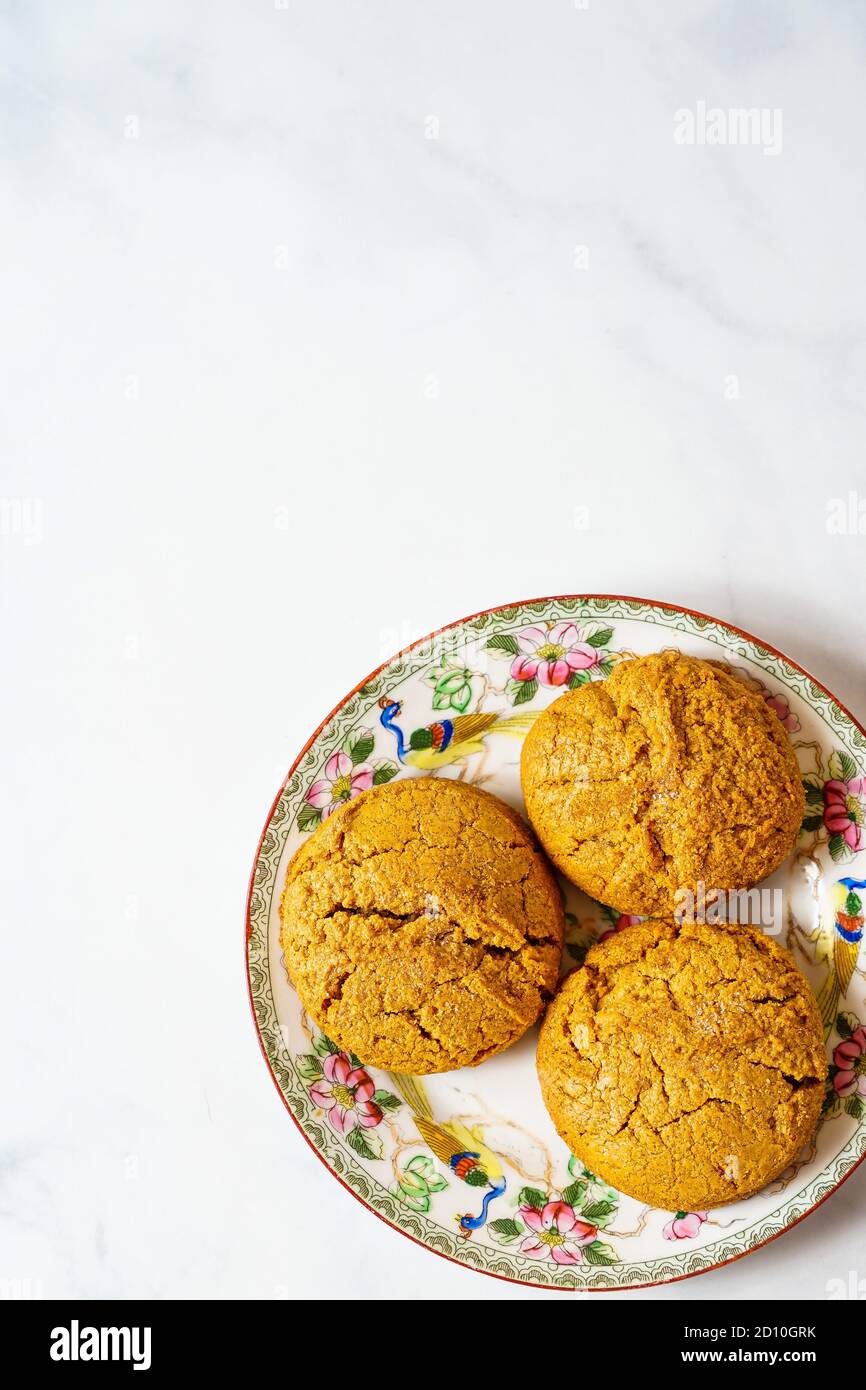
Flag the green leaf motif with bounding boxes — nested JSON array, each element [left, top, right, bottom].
[[297, 802, 322, 833], [830, 833, 854, 864], [518, 1186, 546, 1211], [585, 627, 613, 648], [568, 669, 592, 690], [803, 777, 824, 806], [487, 1218, 523, 1244], [402, 1154, 449, 1194], [800, 814, 824, 833], [829, 749, 858, 784], [581, 1197, 618, 1226], [560, 1179, 586, 1208], [486, 634, 519, 655], [845, 1096, 865, 1122], [510, 677, 538, 706], [397, 1169, 428, 1197], [312, 1032, 339, 1057], [582, 1240, 620, 1267], [453, 683, 473, 712], [431, 670, 474, 713], [598, 658, 614, 679], [372, 1089, 401, 1111], [837, 1012, 857, 1040], [348, 730, 375, 765], [406, 1154, 435, 1176], [346, 1127, 384, 1161], [822, 1091, 842, 1119], [434, 671, 466, 694], [295, 1053, 324, 1083], [398, 1190, 430, 1213], [372, 761, 398, 785]]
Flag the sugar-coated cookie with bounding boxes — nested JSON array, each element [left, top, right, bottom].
[[537, 918, 826, 1210], [280, 777, 564, 1073], [521, 650, 804, 915]]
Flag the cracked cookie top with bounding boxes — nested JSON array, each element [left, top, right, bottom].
[[280, 777, 565, 1073], [520, 650, 805, 916], [537, 918, 827, 1210]]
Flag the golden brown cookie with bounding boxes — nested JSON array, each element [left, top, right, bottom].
[[520, 650, 805, 915], [280, 777, 564, 1073], [537, 918, 827, 1210]]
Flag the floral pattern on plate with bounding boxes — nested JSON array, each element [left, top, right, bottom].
[[247, 596, 866, 1289]]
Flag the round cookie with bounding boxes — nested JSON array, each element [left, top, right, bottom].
[[520, 650, 805, 916], [280, 777, 564, 1074], [537, 918, 827, 1210]]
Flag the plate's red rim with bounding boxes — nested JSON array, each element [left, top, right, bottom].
[[244, 592, 866, 1293]]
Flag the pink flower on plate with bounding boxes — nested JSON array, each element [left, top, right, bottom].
[[306, 751, 374, 818], [510, 621, 602, 689], [833, 1026, 866, 1098], [763, 691, 800, 734], [309, 1052, 383, 1135], [518, 1200, 598, 1265], [599, 913, 642, 942], [823, 777, 866, 853], [664, 1210, 709, 1241]]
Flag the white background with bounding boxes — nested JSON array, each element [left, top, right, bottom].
[[3, 0, 866, 1301]]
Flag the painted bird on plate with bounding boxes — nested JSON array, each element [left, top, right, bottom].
[[388, 1074, 506, 1236], [378, 697, 536, 771], [816, 877, 866, 1032]]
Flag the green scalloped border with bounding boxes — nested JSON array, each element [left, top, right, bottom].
[[247, 597, 866, 1290]]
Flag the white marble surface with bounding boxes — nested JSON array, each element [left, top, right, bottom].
[[3, 0, 866, 1301]]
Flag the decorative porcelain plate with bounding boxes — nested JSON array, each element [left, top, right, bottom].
[[246, 596, 866, 1290]]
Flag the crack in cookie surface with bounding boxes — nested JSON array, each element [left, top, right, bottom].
[[281, 777, 565, 1073], [521, 651, 805, 915], [537, 918, 827, 1210]]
